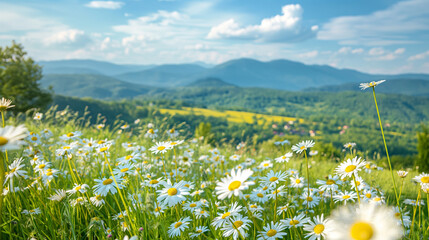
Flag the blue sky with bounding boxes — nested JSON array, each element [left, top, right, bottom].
[[1, 0, 429, 74]]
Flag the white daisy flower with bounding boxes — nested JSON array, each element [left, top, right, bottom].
[[0, 98, 14, 111], [343, 142, 356, 149], [215, 168, 254, 200], [290, 175, 305, 188], [397, 170, 408, 178], [22, 208, 41, 215], [48, 189, 67, 202], [93, 177, 124, 196], [168, 216, 191, 238], [149, 141, 172, 154], [157, 180, 189, 207], [258, 221, 287, 240], [275, 152, 293, 163], [90, 195, 105, 207], [221, 214, 251, 240], [326, 203, 402, 240], [292, 140, 315, 154], [212, 202, 243, 229], [67, 183, 89, 195], [5, 157, 27, 187], [0, 125, 28, 150], [259, 160, 273, 169], [303, 214, 331, 240], [334, 190, 358, 205], [317, 175, 340, 191], [413, 172, 429, 184], [260, 170, 287, 187], [33, 112, 43, 120], [281, 213, 310, 228], [335, 156, 366, 178], [189, 226, 209, 239], [359, 80, 386, 90]]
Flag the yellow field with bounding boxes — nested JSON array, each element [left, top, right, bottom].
[[159, 107, 303, 125]]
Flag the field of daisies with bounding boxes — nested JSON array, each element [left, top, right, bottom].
[[1, 81, 429, 240]]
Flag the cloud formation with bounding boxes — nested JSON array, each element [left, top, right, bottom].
[[408, 50, 429, 61], [85, 1, 124, 10], [207, 4, 317, 42], [318, 0, 429, 45]]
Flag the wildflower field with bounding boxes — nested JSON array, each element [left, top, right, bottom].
[[0, 81, 428, 240]]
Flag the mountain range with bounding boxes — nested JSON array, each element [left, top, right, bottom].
[[39, 58, 429, 98]]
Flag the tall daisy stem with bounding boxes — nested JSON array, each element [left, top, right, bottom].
[[352, 173, 361, 204], [304, 151, 310, 210], [274, 185, 278, 222], [0, 153, 4, 230], [372, 87, 399, 206], [1, 111, 8, 164]]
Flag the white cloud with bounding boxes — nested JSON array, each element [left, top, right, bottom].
[[298, 50, 318, 58], [394, 48, 406, 54], [318, 0, 429, 45], [44, 29, 86, 45], [369, 47, 385, 56], [351, 48, 364, 54], [338, 47, 364, 54], [207, 4, 317, 42], [85, 1, 124, 10], [408, 50, 429, 61]]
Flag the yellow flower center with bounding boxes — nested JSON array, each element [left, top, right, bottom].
[[314, 224, 325, 234], [75, 186, 82, 191], [365, 164, 370, 169], [96, 195, 103, 200], [170, 129, 175, 133], [233, 220, 243, 228], [270, 177, 279, 182], [38, 164, 46, 169], [326, 180, 335, 185], [221, 212, 230, 219], [31, 136, 38, 141], [155, 207, 161, 212], [345, 165, 356, 173], [46, 172, 53, 176], [290, 220, 300, 226], [99, 147, 108, 152], [369, 82, 376, 87], [103, 179, 113, 185], [262, 186, 268, 190], [149, 129, 154, 134], [174, 222, 182, 228], [168, 188, 178, 196], [300, 146, 306, 150], [267, 229, 277, 237], [120, 168, 129, 173], [63, 146, 71, 150], [67, 133, 74, 137], [373, 197, 381, 202], [342, 195, 350, 199], [350, 222, 374, 240], [421, 176, 429, 183], [295, 179, 301, 184], [306, 197, 313, 202], [157, 146, 166, 151], [263, 163, 269, 167], [228, 181, 241, 191], [190, 203, 197, 207], [394, 212, 401, 219], [365, 193, 372, 198], [250, 205, 257, 208], [150, 180, 159, 184], [257, 193, 264, 198], [125, 155, 132, 160]]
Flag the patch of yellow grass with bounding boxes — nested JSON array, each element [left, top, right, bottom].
[[159, 107, 303, 125]]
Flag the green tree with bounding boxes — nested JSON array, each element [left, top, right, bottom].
[[417, 124, 429, 172], [0, 41, 52, 113]]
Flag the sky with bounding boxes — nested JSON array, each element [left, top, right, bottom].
[[1, 0, 429, 74]]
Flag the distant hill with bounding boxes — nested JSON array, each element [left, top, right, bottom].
[[41, 74, 155, 99], [186, 77, 236, 87], [115, 64, 207, 86], [39, 59, 155, 76], [304, 79, 429, 96]]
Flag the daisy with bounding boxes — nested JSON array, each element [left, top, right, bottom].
[[0, 125, 28, 150], [333, 190, 358, 205], [335, 156, 366, 178], [168, 140, 184, 148], [413, 172, 429, 184], [404, 199, 425, 206], [317, 175, 340, 191], [281, 213, 310, 228], [275, 152, 293, 163], [5, 157, 27, 187], [168, 216, 191, 238], [157, 180, 189, 207], [397, 170, 408, 178], [189, 226, 209, 239], [113, 163, 134, 177], [259, 160, 273, 169], [349, 175, 366, 190], [90, 195, 105, 207], [149, 141, 172, 154], [215, 168, 254, 200], [343, 142, 356, 149], [93, 177, 123, 196], [194, 208, 210, 219], [70, 197, 87, 206], [292, 140, 315, 154], [229, 154, 241, 161], [250, 189, 269, 204], [145, 128, 158, 139], [326, 203, 401, 240], [260, 170, 287, 187], [309, 150, 318, 156], [22, 208, 41, 215], [96, 124, 105, 130], [393, 207, 411, 228], [48, 189, 67, 202], [359, 80, 386, 90], [67, 183, 89, 195], [221, 214, 251, 240], [290, 175, 305, 188], [0, 98, 14, 111], [33, 112, 43, 120], [258, 221, 287, 240], [113, 211, 127, 220], [167, 128, 179, 138], [183, 201, 201, 212], [212, 202, 243, 229], [301, 192, 321, 208], [303, 214, 331, 240], [277, 204, 292, 215]]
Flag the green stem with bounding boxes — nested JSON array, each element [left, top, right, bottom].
[[372, 87, 399, 205], [0, 153, 4, 232], [1, 111, 8, 164], [352, 173, 361, 204], [304, 151, 310, 211]]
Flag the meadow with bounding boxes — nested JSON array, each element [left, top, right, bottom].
[[0, 81, 428, 240]]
